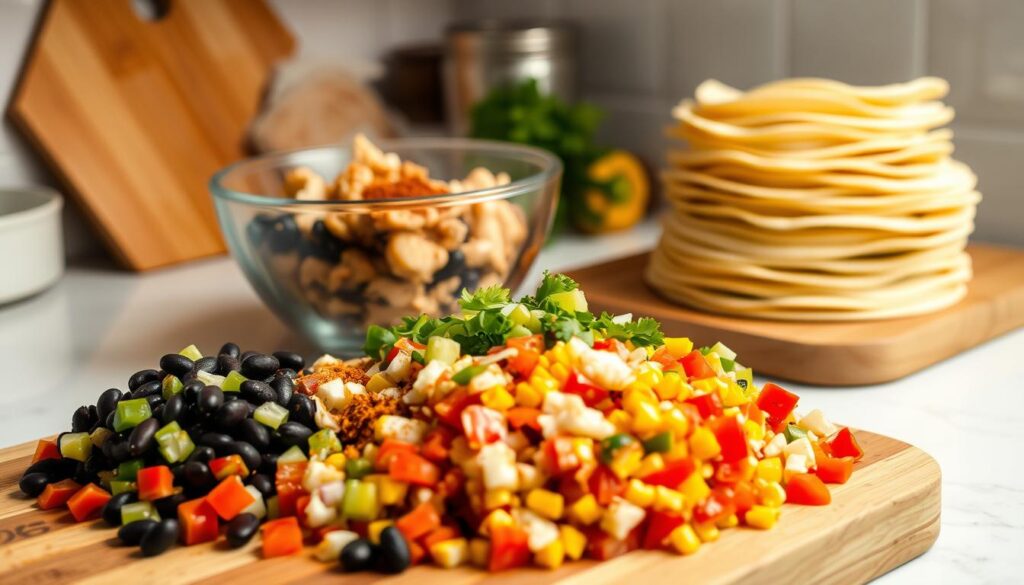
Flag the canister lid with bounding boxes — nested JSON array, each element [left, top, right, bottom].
[[445, 20, 576, 55]]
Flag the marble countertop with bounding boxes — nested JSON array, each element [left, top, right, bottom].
[[1, 221, 1021, 583]]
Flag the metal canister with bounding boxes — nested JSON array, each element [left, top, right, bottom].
[[444, 20, 578, 135]]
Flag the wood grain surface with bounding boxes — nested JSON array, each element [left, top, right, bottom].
[[0, 431, 940, 585], [8, 0, 294, 270], [569, 243, 1024, 386]]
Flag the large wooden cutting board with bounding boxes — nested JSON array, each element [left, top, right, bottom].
[[8, 0, 294, 270], [569, 243, 1024, 386], [0, 430, 939, 584]]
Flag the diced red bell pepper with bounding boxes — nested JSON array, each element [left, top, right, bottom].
[[640, 458, 696, 489], [729, 482, 755, 516], [32, 438, 60, 464], [207, 475, 255, 520], [685, 392, 723, 420], [37, 478, 81, 510], [420, 427, 455, 463], [650, 347, 682, 371], [826, 428, 864, 461], [816, 455, 854, 484], [713, 416, 748, 462], [262, 517, 303, 557], [488, 525, 531, 572], [693, 486, 737, 525], [642, 510, 685, 550], [396, 501, 441, 541], [375, 439, 419, 471], [506, 335, 543, 377], [461, 404, 507, 449], [421, 525, 460, 551], [408, 539, 427, 565], [433, 388, 480, 431], [741, 402, 765, 426], [137, 465, 175, 501], [295, 494, 311, 527], [209, 455, 249, 480], [786, 473, 832, 506], [587, 465, 625, 506], [275, 461, 307, 518], [585, 525, 642, 560], [680, 350, 715, 380], [178, 497, 219, 545], [389, 450, 440, 487], [756, 383, 799, 432], [505, 407, 542, 432], [67, 483, 111, 522], [542, 437, 582, 474], [564, 372, 609, 407], [437, 467, 465, 500], [715, 457, 753, 484]]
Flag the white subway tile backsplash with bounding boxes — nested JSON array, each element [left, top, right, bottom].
[[451, 0, 558, 21], [270, 0, 384, 63], [951, 126, 1024, 246], [568, 0, 667, 96], [589, 94, 673, 173], [930, 0, 1024, 129], [791, 0, 925, 84], [384, 0, 453, 47], [669, 0, 786, 100]]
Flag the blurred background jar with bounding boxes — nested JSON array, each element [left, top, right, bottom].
[[444, 20, 578, 136]]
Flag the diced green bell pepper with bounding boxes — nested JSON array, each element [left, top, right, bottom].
[[121, 501, 160, 525], [308, 429, 341, 458], [179, 344, 203, 362], [156, 421, 195, 463], [425, 336, 460, 365], [452, 364, 487, 385], [117, 458, 145, 481], [642, 431, 674, 454], [221, 370, 247, 392], [599, 433, 636, 465], [344, 457, 373, 480], [720, 358, 736, 373], [161, 375, 184, 400], [113, 398, 152, 432], [254, 402, 289, 430], [276, 445, 307, 465], [784, 423, 808, 443], [110, 480, 137, 495], [341, 479, 379, 521], [59, 432, 93, 462]]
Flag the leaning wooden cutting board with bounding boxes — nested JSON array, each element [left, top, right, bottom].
[[8, 0, 294, 270], [0, 431, 939, 584], [569, 243, 1024, 386]]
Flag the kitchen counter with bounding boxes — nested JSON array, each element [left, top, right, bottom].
[[1, 221, 1021, 583]]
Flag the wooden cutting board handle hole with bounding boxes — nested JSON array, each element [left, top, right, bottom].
[[131, 0, 171, 22]]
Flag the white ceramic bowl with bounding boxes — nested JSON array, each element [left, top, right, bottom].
[[0, 188, 64, 304]]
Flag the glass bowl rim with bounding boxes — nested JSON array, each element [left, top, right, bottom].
[[209, 137, 563, 211]]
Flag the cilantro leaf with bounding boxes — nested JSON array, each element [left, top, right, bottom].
[[522, 271, 579, 308], [595, 313, 664, 347], [460, 284, 511, 311]]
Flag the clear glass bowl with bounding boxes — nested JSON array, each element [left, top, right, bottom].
[[210, 138, 561, 355]]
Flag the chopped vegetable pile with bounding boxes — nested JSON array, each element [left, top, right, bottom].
[[20, 274, 863, 571]]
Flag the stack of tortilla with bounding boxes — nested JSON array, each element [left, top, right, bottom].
[[646, 77, 980, 321]]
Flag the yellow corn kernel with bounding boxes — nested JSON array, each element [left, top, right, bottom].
[[756, 479, 787, 508], [624, 479, 656, 508], [484, 489, 514, 510], [723, 406, 741, 418], [324, 453, 346, 470], [480, 509, 514, 536], [743, 419, 765, 442], [756, 457, 783, 483], [368, 520, 393, 544], [550, 362, 570, 383], [636, 365, 663, 387], [568, 494, 602, 525], [716, 514, 739, 529], [531, 365, 553, 381], [676, 381, 694, 401], [667, 440, 690, 461], [636, 453, 666, 478], [534, 538, 565, 570], [664, 408, 690, 438], [560, 524, 587, 561], [622, 385, 654, 414], [536, 355, 551, 369], [469, 538, 490, 567], [606, 409, 633, 433], [653, 486, 685, 513], [515, 382, 542, 408], [481, 386, 516, 411], [689, 427, 721, 460], [668, 524, 701, 555], [680, 472, 710, 504], [719, 381, 747, 407], [547, 343, 570, 367], [526, 489, 564, 521], [430, 538, 469, 568], [663, 337, 694, 359], [745, 505, 779, 530], [694, 521, 720, 543], [632, 402, 664, 435], [653, 371, 683, 400]]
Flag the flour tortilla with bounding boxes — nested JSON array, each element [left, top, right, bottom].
[[668, 148, 948, 178], [731, 77, 950, 106]]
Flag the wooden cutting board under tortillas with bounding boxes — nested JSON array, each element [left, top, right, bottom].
[[8, 0, 294, 270], [568, 243, 1024, 386]]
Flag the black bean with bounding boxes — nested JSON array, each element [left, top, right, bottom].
[[219, 342, 241, 358], [24, 457, 75, 480], [434, 248, 466, 282], [161, 393, 185, 424], [129, 369, 161, 391], [97, 388, 123, 422], [287, 394, 316, 427], [460, 268, 481, 292], [276, 422, 312, 447], [71, 406, 93, 432], [105, 410, 117, 430], [239, 380, 275, 405], [19, 472, 49, 497], [127, 418, 160, 457], [118, 519, 158, 546], [102, 491, 138, 526], [216, 354, 241, 376], [340, 538, 375, 572], [186, 445, 216, 464], [278, 368, 298, 380], [144, 394, 163, 409], [225, 513, 260, 548], [239, 418, 271, 450], [140, 518, 179, 557], [107, 437, 131, 463], [215, 400, 249, 430], [153, 492, 187, 519], [84, 454, 109, 476], [72, 461, 97, 485], [133, 380, 162, 399], [242, 354, 279, 380], [248, 473, 275, 499], [225, 441, 261, 474], [182, 461, 216, 490], [182, 379, 204, 404], [259, 453, 278, 475], [272, 351, 304, 372], [267, 215, 299, 253], [194, 356, 217, 373], [198, 386, 224, 416], [159, 354, 195, 378], [197, 432, 233, 453], [271, 374, 294, 407], [151, 405, 165, 421], [118, 390, 135, 401], [373, 527, 411, 574], [240, 350, 258, 362]]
